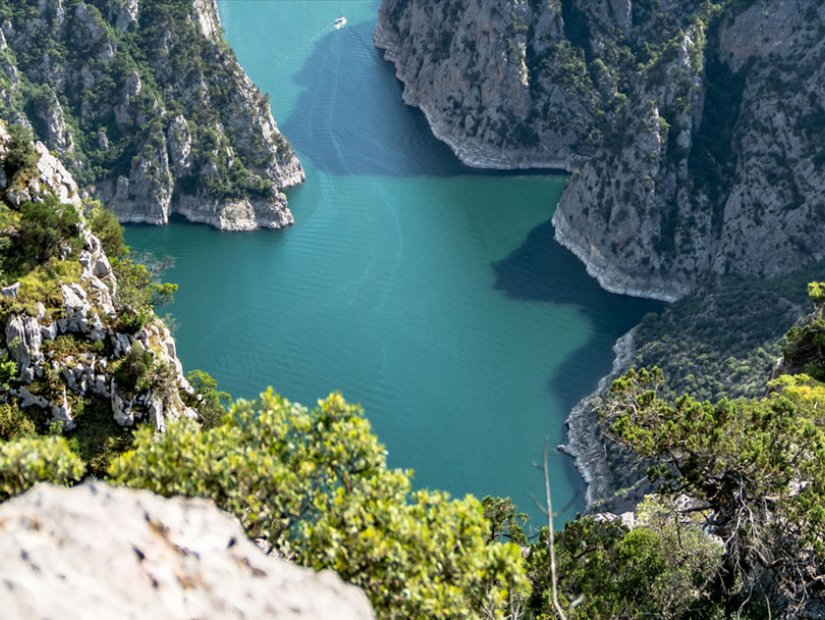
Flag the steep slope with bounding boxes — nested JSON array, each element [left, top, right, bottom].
[[0, 121, 195, 454], [0, 0, 304, 230], [376, 0, 825, 300]]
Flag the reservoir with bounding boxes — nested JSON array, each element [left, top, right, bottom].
[[125, 0, 662, 525]]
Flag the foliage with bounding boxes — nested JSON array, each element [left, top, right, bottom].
[[3, 124, 38, 181], [16, 258, 83, 308], [185, 369, 230, 430], [112, 342, 154, 395], [111, 255, 177, 322], [783, 281, 825, 380], [632, 263, 825, 402], [482, 496, 528, 545], [0, 355, 17, 389], [109, 390, 529, 619], [65, 398, 133, 478], [85, 200, 127, 259], [526, 497, 722, 619], [0, 403, 35, 441], [600, 366, 825, 615], [7, 198, 83, 278], [0, 434, 85, 499]]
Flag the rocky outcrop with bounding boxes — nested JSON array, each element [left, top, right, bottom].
[[377, 0, 825, 300], [0, 0, 304, 231], [0, 121, 195, 432], [374, 0, 591, 170], [0, 482, 374, 620]]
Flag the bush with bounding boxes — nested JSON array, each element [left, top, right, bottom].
[[14, 198, 82, 272], [109, 390, 529, 619], [86, 200, 127, 259], [0, 435, 85, 499], [3, 124, 38, 181], [112, 342, 154, 395], [186, 369, 230, 430], [0, 403, 35, 440]]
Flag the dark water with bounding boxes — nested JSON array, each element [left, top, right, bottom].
[[125, 1, 662, 525]]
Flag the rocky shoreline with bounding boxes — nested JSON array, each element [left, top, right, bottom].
[[559, 329, 637, 509], [373, 11, 581, 173], [0, 0, 304, 232], [552, 208, 684, 303], [413, 99, 573, 172]]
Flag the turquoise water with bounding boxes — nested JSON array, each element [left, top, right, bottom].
[[125, 1, 662, 525]]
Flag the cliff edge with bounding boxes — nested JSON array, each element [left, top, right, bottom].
[[376, 0, 825, 300], [0, 0, 304, 230]]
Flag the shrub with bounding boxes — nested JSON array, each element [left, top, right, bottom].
[[0, 403, 35, 440], [112, 342, 154, 395], [0, 435, 85, 498], [109, 390, 529, 618], [3, 124, 38, 181]]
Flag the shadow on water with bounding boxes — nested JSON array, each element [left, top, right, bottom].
[[493, 223, 666, 501], [282, 19, 557, 178]]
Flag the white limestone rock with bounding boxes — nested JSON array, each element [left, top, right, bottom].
[[0, 482, 375, 620]]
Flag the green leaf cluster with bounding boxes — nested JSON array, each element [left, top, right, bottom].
[[109, 389, 529, 619], [526, 498, 722, 619], [601, 363, 825, 614], [0, 434, 85, 499]]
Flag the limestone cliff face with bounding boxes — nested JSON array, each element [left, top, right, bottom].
[[0, 0, 304, 230], [376, 0, 825, 300], [0, 122, 195, 433], [375, 0, 596, 170], [0, 482, 374, 619]]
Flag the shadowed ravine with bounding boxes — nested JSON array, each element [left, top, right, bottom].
[[125, 1, 663, 525]]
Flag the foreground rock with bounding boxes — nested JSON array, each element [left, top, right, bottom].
[[0, 483, 374, 620]]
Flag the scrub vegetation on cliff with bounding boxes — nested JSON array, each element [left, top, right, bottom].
[[0, 0, 303, 230]]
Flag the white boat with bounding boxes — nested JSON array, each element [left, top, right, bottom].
[[334, 16, 347, 29]]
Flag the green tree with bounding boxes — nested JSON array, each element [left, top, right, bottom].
[[186, 369, 230, 429], [109, 389, 529, 619], [13, 198, 82, 272], [482, 496, 528, 545], [600, 367, 825, 615], [524, 495, 722, 619], [4, 124, 38, 180], [86, 199, 128, 258]]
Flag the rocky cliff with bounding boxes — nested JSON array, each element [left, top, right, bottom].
[[376, 0, 825, 300], [0, 0, 304, 230], [0, 482, 374, 619], [0, 120, 196, 450]]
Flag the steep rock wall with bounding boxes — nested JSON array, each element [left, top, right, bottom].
[[0, 0, 304, 230], [0, 121, 195, 433], [376, 0, 825, 300]]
